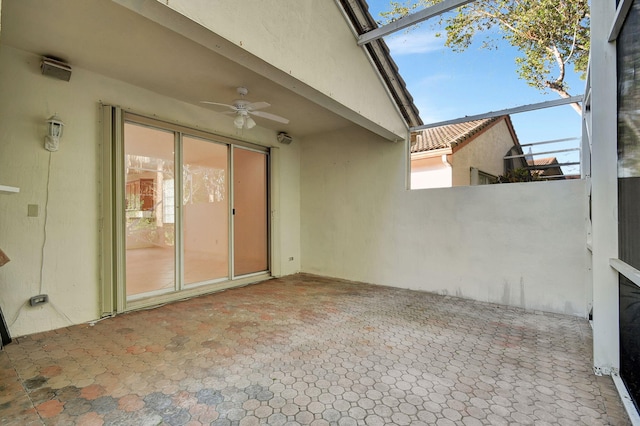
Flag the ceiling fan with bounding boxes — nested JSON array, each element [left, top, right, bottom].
[[201, 87, 290, 130]]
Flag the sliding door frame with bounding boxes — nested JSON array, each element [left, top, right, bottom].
[[100, 106, 272, 315], [231, 145, 271, 280]]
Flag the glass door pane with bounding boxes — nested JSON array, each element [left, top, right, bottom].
[[233, 148, 268, 276], [124, 123, 176, 298], [183, 136, 229, 285]]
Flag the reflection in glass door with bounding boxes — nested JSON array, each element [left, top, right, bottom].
[[120, 114, 269, 304], [233, 147, 269, 276], [183, 136, 229, 285], [124, 123, 176, 298]]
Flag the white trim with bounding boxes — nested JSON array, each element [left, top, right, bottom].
[[609, 0, 635, 42], [0, 185, 19, 194], [612, 371, 640, 425], [100, 105, 116, 316], [411, 96, 584, 131], [230, 145, 236, 279], [270, 148, 282, 276], [234, 270, 270, 280], [610, 258, 640, 289], [590, 0, 620, 373], [113, 108, 127, 313], [175, 132, 183, 293], [126, 286, 175, 302], [411, 147, 452, 160], [357, 0, 476, 45]]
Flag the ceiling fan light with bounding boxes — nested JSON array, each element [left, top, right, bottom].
[[245, 116, 256, 129], [234, 114, 245, 129]]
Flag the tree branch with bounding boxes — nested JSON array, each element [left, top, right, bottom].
[[473, 8, 540, 43], [550, 44, 566, 85], [545, 84, 582, 115], [564, 17, 580, 64]]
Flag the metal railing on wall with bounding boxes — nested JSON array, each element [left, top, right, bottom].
[[504, 136, 582, 180]]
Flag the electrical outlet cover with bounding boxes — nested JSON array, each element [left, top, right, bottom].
[[29, 294, 48, 306]]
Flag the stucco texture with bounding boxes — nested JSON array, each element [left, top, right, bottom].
[[301, 127, 589, 317], [0, 46, 301, 337]]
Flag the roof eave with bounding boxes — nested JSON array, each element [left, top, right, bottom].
[[337, 0, 423, 129]]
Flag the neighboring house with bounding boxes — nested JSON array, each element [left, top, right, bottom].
[[410, 115, 524, 189], [528, 157, 565, 179]]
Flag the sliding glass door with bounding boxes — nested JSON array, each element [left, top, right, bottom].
[[121, 116, 268, 303], [124, 122, 176, 298], [183, 136, 229, 285], [233, 147, 269, 276]]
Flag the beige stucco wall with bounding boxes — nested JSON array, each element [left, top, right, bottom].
[[150, 0, 407, 138], [301, 127, 589, 316], [0, 46, 301, 337], [410, 155, 452, 189], [451, 120, 515, 186]]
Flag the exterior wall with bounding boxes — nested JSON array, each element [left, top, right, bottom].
[[301, 127, 589, 316], [410, 156, 452, 189], [0, 46, 301, 337], [451, 120, 514, 186], [147, 0, 407, 138]]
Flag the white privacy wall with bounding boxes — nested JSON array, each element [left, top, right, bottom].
[[301, 127, 590, 317], [0, 46, 302, 337]]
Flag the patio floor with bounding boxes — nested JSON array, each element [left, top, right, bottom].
[[0, 274, 632, 425]]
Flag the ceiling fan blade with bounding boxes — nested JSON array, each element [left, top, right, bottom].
[[249, 110, 290, 124], [246, 101, 271, 111], [200, 101, 236, 110]]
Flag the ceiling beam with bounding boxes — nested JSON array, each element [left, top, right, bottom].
[[411, 96, 584, 131], [357, 0, 476, 45]]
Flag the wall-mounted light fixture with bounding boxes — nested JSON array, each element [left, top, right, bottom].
[[44, 114, 64, 152]]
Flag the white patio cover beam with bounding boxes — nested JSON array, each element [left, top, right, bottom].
[[357, 0, 476, 45], [411, 96, 584, 131], [609, 0, 634, 41]]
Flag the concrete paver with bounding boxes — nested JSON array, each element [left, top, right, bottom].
[[0, 274, 632, 425]]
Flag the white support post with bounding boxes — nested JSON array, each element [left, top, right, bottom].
[[590, 0, 620, 373]]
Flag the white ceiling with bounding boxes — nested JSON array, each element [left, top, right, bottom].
[[1, 0, 356, 137]]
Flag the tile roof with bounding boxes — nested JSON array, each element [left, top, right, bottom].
[[528, 157, 559, 167], [528, 157, 564, 177], [411, 116, 502, 153], [338, 0, 423, 128]]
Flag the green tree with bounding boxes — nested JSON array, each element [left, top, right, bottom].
[[381, 0, 590, 114]]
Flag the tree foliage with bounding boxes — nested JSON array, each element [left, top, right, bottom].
[[381, 0, 590, 113]]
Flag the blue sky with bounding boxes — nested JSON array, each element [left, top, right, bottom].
[[366, 1, 584, 174]]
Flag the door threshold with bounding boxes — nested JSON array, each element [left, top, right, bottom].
[[124, 273, 273, 313]]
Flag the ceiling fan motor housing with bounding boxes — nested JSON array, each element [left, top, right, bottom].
[[233, 100, 251, 111]]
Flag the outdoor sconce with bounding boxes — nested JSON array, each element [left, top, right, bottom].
[[44, 114, 64, 152]]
